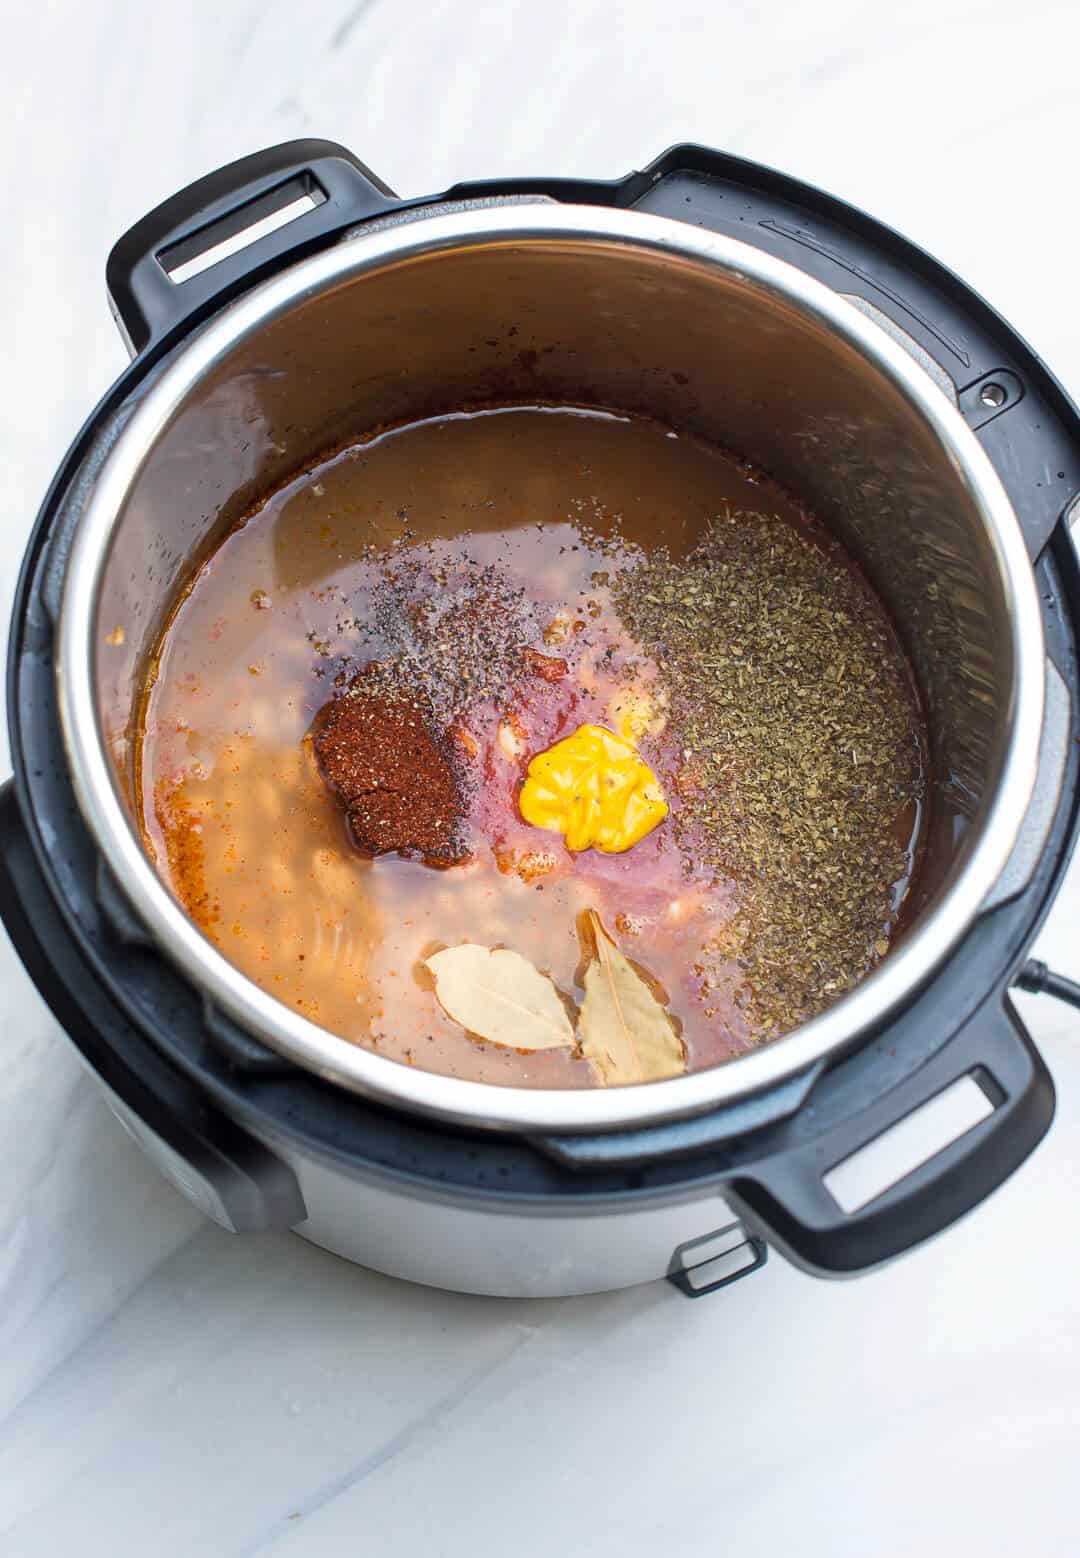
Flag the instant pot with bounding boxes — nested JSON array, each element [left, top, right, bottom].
[[3, 139, 1078, 1297]]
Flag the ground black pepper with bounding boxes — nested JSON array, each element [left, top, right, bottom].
[[333, 557, 548, 720]]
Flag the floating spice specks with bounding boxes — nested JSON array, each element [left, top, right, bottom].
[[330, 554, 547, 721]]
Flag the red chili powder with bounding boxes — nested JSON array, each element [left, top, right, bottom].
[[312, 672, 469, 867]]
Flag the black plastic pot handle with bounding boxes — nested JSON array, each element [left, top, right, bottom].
[[731, 996, 1054, 1275], [0, 780, 305, 1232], [106, 138, 398, 355]]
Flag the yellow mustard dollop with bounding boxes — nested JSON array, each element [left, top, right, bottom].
[[518, 723, 668, 853]]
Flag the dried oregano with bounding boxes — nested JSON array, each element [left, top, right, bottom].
[[613, 509, 925, 1039]]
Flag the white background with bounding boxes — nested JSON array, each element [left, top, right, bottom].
[[3, 2, 1080, 1552]]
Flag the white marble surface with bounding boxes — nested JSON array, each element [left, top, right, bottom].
[[3, 1, 1080, 1551]]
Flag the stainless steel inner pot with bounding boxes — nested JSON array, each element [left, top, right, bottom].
[[57, 203, 1045, 1134]]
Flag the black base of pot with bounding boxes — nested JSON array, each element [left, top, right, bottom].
[[4, 140, 1079, 1278]]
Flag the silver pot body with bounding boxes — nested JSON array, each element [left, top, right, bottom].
[[57, 203, 1044, 1141], [285, 1152, 748, 1297], [102, 1079, 751, 1296]]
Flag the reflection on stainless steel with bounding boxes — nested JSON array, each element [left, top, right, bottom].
[[788, 402, 1015, 907], [838, 293, 958, 405], [1068, 494, 1080, 556], [56, 204, 1044, 1134]]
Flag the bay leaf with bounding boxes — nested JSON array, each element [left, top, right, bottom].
[[424, 944, 575, 1050], [578, 910, 686, 1085]]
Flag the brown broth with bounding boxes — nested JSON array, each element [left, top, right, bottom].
[[137, 406, 924, 1087]]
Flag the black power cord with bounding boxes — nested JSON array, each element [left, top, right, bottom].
[[1015, 959, 1080, 1012]]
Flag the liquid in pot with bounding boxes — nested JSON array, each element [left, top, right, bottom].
[[136, 406, 926, 1088]]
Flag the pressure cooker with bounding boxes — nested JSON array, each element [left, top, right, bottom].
[[3, 138, 1078, 1298]]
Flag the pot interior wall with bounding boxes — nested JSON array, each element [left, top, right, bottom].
[[94, 229, 1017, 933]]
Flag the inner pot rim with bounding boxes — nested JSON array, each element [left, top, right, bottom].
[[56, 202, 1045, 1135]]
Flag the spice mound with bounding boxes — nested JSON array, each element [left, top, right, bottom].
[[313, 670, 468, 866], [613, 509, 925, 1038]]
